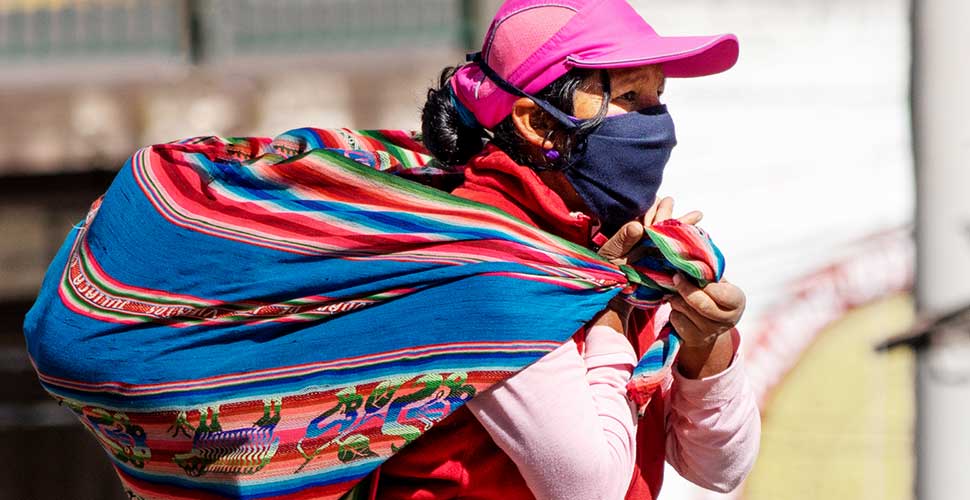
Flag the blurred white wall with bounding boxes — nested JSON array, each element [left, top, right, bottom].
[[635, 0, 912, 320], [629, 0, 913, 498]]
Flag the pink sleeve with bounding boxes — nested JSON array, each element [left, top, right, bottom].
[[665, 328, 762, 493], [466, 325, 638, 500]]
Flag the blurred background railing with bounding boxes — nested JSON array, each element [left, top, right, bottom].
[[0, 0, 476, 84], [0, 0, 483, 177], [0, 1, 185, 61], [199, 0, 466, 56]]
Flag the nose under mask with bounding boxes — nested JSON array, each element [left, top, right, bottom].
[[563, 105, 677, 237]]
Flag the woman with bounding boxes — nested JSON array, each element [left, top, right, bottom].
[[376, 0, 760, 498], [23, 1, 758, 499]]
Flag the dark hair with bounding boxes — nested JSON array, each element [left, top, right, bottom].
[[420, 65, 611, 168]]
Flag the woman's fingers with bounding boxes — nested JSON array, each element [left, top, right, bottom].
[[677, 210, 703, 225], [671, 274, 741, 323], [597, 221, 644, 262], [700, 281, 747, 311], [644, 197, 702, 226], [669, 296, 727, 335], [655, 196, 674, 222], [642, 198, 660, 227], [668, 310, 696, 338], [668, 310, 714, 347]]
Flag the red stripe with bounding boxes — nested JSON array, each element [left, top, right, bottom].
[[34, 341, 560, 395]]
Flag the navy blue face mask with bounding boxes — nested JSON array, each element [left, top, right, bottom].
[[564, 105, 677, 237], [468, 52, 677, 237]]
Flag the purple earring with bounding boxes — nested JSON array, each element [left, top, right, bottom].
[[544, 149, 560, 161]]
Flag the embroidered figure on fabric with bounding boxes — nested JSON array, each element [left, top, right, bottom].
[[295, 387, 378, 471], [172, 400, 281, 477], [167, 411, 195, 438], [63, 400, 151, 469], [383, 372, 477, 452], [296, 372, 476, 472]]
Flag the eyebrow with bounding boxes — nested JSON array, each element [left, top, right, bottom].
[[612, 70, 663, 89]]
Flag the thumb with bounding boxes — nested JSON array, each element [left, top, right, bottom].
[[597, 221, 644, 262]]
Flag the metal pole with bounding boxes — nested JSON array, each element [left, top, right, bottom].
[[912, 0, 970, 498], [459, 0, 502, 51], [186, 0, 204, 64], [459, 0, 479, 51]]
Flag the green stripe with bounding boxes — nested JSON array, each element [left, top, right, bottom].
[[77, 245, 212, 307], [61, 271, 147, 323], [307, 149, 607, 265], [647, 231, 705, 281]]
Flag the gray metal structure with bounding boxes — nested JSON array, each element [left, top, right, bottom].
[[0, 0, 478, 86], [909, 0, 970, 498]]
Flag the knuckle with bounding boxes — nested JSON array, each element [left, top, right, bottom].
[[670, 311, 686, 328], [621, 226, 643, 246], [698, 301, 717, 316], [696, 315, 719, 332], [686, 291, 706, 309]]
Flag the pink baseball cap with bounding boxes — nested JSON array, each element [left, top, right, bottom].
[[451, 0, 739, 128]]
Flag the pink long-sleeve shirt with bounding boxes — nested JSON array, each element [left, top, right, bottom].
[[467, 306, 761, 500]]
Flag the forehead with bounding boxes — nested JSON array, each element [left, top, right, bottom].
[[607, 65, 665, 87]]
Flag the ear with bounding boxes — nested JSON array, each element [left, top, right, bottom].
[[510, 97, 554, 149]]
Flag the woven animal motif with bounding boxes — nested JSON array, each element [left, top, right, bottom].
[[296, 372, 476, 472], [172, 400, 281, 476], [66, 402, 151, 469]]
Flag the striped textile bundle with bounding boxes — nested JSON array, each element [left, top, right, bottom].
[[623, 220, 726, 308], [626, 325, 681, 417], [23, 128, 724, 500], [623, 220, 726, 415]]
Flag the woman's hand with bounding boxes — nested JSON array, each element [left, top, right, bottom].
[[669, 277, 745, 379], [644, 196, 702, 228], [596, 196, 743, 378], [597, 196, 702, 266], [668, 276, 745, 347], [596, 196, 703, 324]]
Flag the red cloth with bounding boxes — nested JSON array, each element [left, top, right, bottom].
[[378, 405, 535, 500], [376, 145, 665, 500], [452, 144, 593, 247]]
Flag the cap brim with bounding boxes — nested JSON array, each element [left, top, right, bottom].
[[565, 33, 739, 77]]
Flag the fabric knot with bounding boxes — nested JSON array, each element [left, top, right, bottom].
[[622, 219, 725, 309]]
